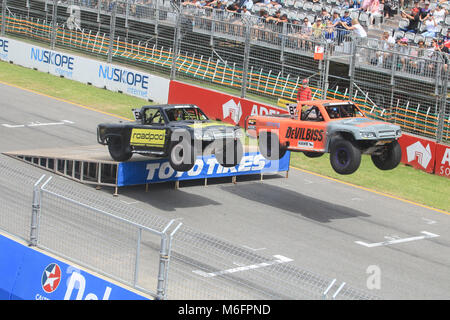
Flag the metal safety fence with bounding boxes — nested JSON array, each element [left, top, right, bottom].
[[0, 155, 379, 300], [1, 0, 449, 143]]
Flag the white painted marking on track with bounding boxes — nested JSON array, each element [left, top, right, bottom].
[[120, 200, 139, 205], [242, 245, 266, 251], [2, 120, 74, 128], [355, 231, 439, 248], [2, 124, 25, 128], [422, 218, 436, 225], [192, 255, 293, 278]]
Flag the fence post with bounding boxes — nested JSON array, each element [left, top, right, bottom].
[[107, 1, 117, 63], [321, 42, 330, 99], [170, 6, 181, 80], [133, 227, 142, 287], [30, 175, 47, 247], [348, 40, 357, 101], [240, 22, 251, 98], [436, 60, 448, 143], [50, 0, 57, 49], [1, 0, 6, 36], [156, 233, 169, 300]]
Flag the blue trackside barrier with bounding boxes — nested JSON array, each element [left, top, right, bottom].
[[0, 234, 150, 300]]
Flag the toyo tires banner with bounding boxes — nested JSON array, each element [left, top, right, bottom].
[[118, 151, 291, 186], [167, 81, 288, 127], [0, 36, 169, 103]]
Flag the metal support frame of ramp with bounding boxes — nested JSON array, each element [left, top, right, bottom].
[[3, 145, 290, 195]]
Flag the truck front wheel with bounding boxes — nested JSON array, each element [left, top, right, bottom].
[[258, 131, 287, 160], [169, 140, 195, 172], [107, 136, 132, 162], [371, 140, 402, 170], [329, 137, 361, 175]]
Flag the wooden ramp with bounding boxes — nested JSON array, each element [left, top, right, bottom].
[[3, 145, 127, 192], [2, 145, 290, 195]]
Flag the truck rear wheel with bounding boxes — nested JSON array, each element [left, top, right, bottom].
[[169, 140, 195, 172], [107, 136, 132, 162], [371, 140, 402, 170], [259, 131, 287, 160], [215, 139, 243, 167], [329, 137, 361, 175]]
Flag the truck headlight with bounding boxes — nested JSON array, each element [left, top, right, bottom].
[[396, 129, 402, 136], [234, 129, 243, 138], [360, 131, 376, 139]]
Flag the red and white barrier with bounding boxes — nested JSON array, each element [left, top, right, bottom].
[[434, 143, 450, 178]]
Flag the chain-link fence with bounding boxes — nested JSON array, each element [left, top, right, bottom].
[[349, 38, 449, 141], [1, 0, 448, 142], [0, 155, 380, 300]]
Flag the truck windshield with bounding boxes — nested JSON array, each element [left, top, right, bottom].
[[325, 104, 364, 119], [167, 107, 209, 121]]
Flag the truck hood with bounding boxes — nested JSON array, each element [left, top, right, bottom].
[[329, 117, 401, 139]]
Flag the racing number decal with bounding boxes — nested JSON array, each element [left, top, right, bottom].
[[130, 128, 166, 147]]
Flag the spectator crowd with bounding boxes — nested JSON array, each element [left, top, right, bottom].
[[80, 0, 450, 75]]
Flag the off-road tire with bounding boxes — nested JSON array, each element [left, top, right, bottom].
[[169, 140, 195, 172], [371, 140, 402, 170], [329, 137, 361, 175], [107, 136, 132, 162]]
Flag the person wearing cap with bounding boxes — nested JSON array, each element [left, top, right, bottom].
[[317, 8, 331, 24], [399, 9, 420, 33], [337, 10, 352, 44], [409, 39, 427, 74], [312, 18, 324, 39], [419, 1, 431, 20], [297, 79, 312, 103], [410, 1, 420, 15], [396, 37, 410, 72]]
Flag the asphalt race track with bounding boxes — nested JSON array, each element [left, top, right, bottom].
[[1, 82, 449, 299]]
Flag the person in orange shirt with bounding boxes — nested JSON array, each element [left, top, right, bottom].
[[297, 78, 312, 102]]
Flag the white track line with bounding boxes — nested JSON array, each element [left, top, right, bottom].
[[192, 255, 293, 278], [355, 231, 439, 248]]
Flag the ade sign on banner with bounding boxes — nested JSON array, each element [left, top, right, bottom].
[[435, 143, 450, 178], [0, 235, 148, 300]]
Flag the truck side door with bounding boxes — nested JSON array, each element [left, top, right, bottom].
[[129, 108, 167, 151], [285, 106, 327, 152]]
